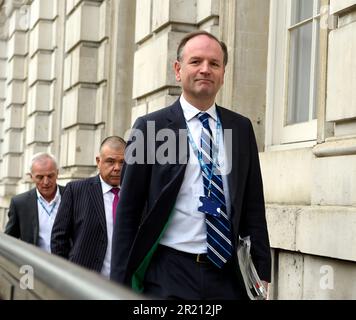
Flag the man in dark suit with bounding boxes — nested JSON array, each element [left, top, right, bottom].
[[51, 136, 126, 278], [111, 31, 271, 299], [5, 152, 65, 253]]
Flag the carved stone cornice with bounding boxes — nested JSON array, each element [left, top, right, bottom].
[[3, 0, 31, 17]]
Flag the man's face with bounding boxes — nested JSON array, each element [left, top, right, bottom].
[[174, 35, 225, 107], [96, 145, 125, 187], [31, 158, 58, 201]]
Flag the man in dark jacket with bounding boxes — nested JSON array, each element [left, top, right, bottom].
[[5, 152, 64, 253], [51, 136, 126, 278], [110, 31, 271, 299]]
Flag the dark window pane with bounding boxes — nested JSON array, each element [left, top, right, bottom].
[[292, 0, 313, 24], [288, 22, 313, 124]]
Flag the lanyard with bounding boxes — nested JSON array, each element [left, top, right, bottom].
[[186, 115, 222, 195], [38, 197, 57, 217]]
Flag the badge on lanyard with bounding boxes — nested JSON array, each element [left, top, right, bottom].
[[198, 196, 221, 218], [185, 115, 223, 218]]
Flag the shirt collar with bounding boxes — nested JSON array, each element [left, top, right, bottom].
[[36, 186, 60, 205], [99, 175, 119, 194], [180, 95, 217, 122]]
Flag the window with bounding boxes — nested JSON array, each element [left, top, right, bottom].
[[287, 0, 320, 125], [266, 0, 323, 149]]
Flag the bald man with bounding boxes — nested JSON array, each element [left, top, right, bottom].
[[51, 136, 126, 278], [5, 152, 65, 252]]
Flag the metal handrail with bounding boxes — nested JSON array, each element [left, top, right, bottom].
[[0, 232, 145, 300]]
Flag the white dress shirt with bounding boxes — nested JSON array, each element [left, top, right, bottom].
[[99, 176, 119, 278], [37, 187, 61, 253], [160, 95, 231, 254]]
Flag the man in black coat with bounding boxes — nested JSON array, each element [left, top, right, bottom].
[[51, 136, 126, 278], [5, 152, 65, 253], [110, 31, 271, 299]]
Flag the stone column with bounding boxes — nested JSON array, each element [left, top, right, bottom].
[[0, 2, 8, 228], [0, 0, 31, 228], [219, 0, 270, 151], [60, 0, 111, 182], [24, 0, 60, 189], [0, 7, 7, 185], [0, 0, 29, 197], [106, 0, 136, 138]]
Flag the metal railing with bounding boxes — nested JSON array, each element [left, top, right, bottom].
[[0, 232, 145, 300]]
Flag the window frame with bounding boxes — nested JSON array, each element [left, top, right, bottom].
[[266, 0, 325, 150]]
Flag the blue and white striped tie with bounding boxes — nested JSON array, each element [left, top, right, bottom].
[[198, 112, 233, 268]]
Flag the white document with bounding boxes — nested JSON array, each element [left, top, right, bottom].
[[237, 236, 268, 300]]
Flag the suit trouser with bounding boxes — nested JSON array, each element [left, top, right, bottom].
[[143, 245, 248, 300]]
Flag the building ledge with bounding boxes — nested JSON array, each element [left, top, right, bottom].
[[313, 136, 356, 157]]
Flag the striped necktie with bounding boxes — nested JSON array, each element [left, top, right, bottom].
[[198, 112, 233, 268]]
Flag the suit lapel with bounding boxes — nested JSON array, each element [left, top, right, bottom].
[[29, 189, 40, 245], [216, 106, 239, 218], [166, 101, 190, 164], [88, 175, 107, 233], [58, 185, 65, 195], [146, 101, 188, 211]]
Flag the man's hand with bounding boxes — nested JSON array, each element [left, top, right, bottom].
[[261, 281, 269, 300]]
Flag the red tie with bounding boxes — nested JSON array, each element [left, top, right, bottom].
[[111, 187, 120, 223]]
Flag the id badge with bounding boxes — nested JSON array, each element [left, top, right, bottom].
[[198, 196, 221, 218]]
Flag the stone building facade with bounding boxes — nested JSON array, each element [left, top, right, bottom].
[[0, 0, 355, 299]]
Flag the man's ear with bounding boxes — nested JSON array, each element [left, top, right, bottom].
[[174, 60, 181, 82], [95, 156, 100, 167]]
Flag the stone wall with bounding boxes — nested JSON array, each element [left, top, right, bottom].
[[0, 0, 136, 228], [1, 0, 355, 300], [263, 0, 356, 299], [0, 0, 270, 228]]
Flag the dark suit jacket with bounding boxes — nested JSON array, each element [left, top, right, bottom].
[[51, 175, 108, 272], [4, 185, 65, 245], [111, 99, 271, 290]]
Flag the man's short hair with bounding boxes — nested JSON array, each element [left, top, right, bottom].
[[30, 152, 58, 174], [176, 30, 228, 66], [100, 136, 126, 153]]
